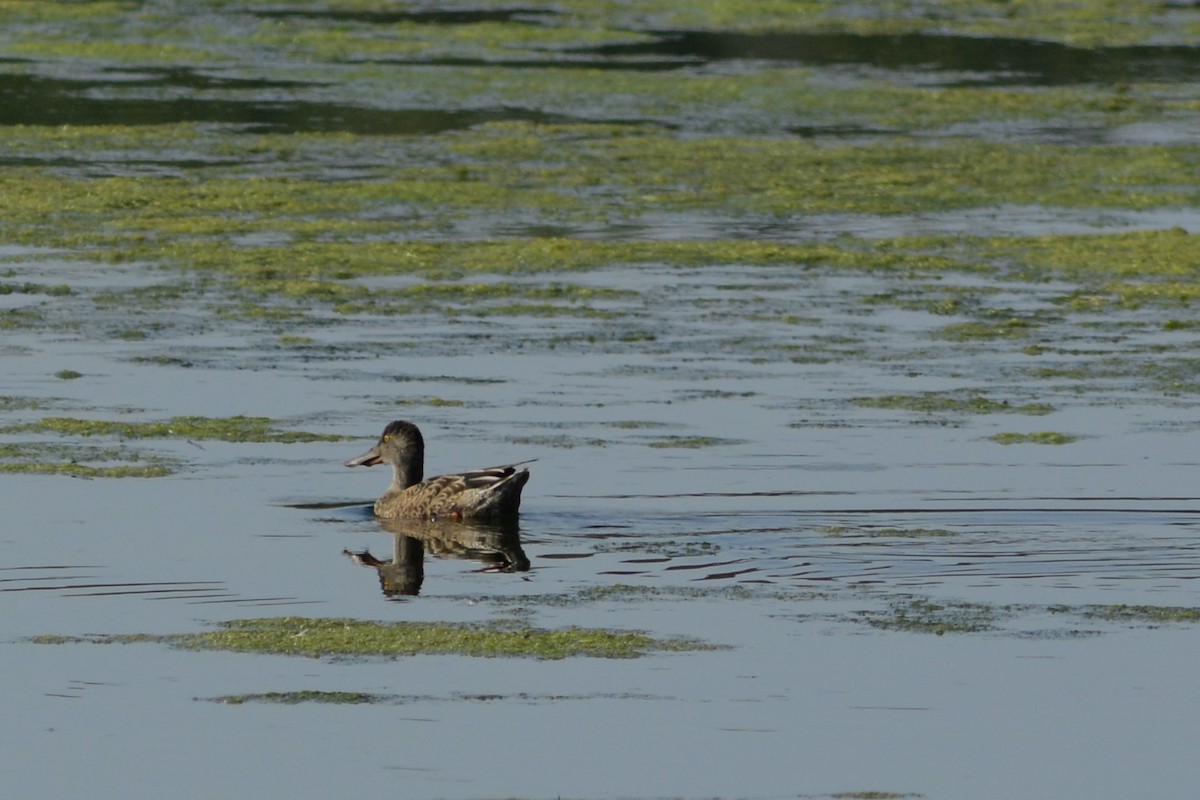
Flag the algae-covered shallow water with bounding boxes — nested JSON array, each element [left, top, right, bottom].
[[5, 2, 1200, 799]]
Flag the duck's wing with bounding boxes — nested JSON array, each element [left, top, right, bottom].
[[427, 460, 533, 492], [413, 461, 532, 517]]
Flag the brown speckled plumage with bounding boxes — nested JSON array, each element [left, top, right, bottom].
[[344, 420, 530, 520]]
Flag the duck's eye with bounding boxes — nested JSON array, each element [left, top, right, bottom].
[[382, 434, 390, 443]]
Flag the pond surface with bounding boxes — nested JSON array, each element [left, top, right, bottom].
[[4, 3, 1200, 799]]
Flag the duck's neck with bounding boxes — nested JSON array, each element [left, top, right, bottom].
[[390, 460, 423, 490]]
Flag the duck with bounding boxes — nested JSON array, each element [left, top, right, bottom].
[[344, 420, 531, 520]]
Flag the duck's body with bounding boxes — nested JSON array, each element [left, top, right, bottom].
[[345, 420, 530, 520]]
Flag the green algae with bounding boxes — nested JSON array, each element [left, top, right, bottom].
[[857, 598, 1001, 635], [254, 19, 648, 63], [5, 0, 1194, 60], [33, 616, 717, 660], [855, 600, 1200, 637], [474, 583, 814, 610], [504, 433, 600, 449], [4, 133, 1200, 275], [645, 436, 737, 449], [5, 39, 218, 64], [11, 415, 342, 443], [935, 316, 1039, 341], [3, 120, 1200, 324], [0, 461, 174, 478], [851, 391, 1054, 416], [1077, 605, 1200, 624], [0, 396, 55, 412], [0, 281, 71, 296], [0, 442, 178, 478], [989, 431, 1077, 445]]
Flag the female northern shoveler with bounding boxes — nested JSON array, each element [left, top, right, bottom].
[[344, 420, 530, 520]]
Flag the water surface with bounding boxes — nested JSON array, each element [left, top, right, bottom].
[[4, 5, 1200, 800]]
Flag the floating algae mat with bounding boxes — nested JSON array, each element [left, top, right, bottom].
[[11, 415, 344, 443], [33, 616, 720, 660]]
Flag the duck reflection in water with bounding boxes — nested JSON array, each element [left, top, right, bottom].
[[343, 517, 530, 598]]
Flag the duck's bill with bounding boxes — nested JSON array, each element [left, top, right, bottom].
[[344, 446, 383, 468]]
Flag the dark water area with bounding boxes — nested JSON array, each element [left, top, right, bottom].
[[0, 72, 571, 133], [6, 27, 1200, 136], [589, 31, 1200, 85], [249, 6, 559, 26]]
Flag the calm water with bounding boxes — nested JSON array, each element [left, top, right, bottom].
[[6, 262, 1200, 798], [5, 13, 1200, 800]]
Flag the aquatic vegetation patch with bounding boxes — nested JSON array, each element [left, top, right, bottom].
[[208, 691, 385, 705], [380, 395, 468, 408], [849, 600, 1200, 637], [0, 461, 174, 478], [607, 420, 672, 430], [819, 526, 956, 538], [205, 689, 661, 706], [593, 540, 722, 557], [0, 395, 58, 412], [856, 598, 1003, 635], [1, 0, 1196, 56], [934, 316, 1039, 341], [0, 441, 178, 478], [863, 285, 994, 316], [258, 18, 651, 62], [975, 228, 1200, 291], [989, 431, 1077, 445], [12, 415, 342, 443], [851, 391, 1054, 416], [33, 616, 717, 660], [0, 309, 44, 331], [0, 281, 71, 296], [645, 435, 739, 449], [7, 135, 1200, 285], [161, 238, 964, 284], [503, 433, 607, 449], [1075, 604, 1200, 624], [450, 127, 1200, 216], [478, 583, 819, 609]]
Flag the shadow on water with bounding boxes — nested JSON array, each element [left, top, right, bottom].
[[343, 518, 529, 599], [234, 8, 1200, 85], [0, 72, 571, 133], [248, 7, 557, 26], [585, 31, 1200, 85], [5, 30, 1196, 136]]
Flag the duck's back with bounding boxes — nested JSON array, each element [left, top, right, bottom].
[[375, 464, 530, 520]]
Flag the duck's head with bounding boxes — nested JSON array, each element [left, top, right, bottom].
[[345, 420, 425, 481]]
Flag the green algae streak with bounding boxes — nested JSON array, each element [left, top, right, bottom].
[[16, 415, 342, 443], [32, 616, 719, 660], [990, 432, 1078, 445]]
